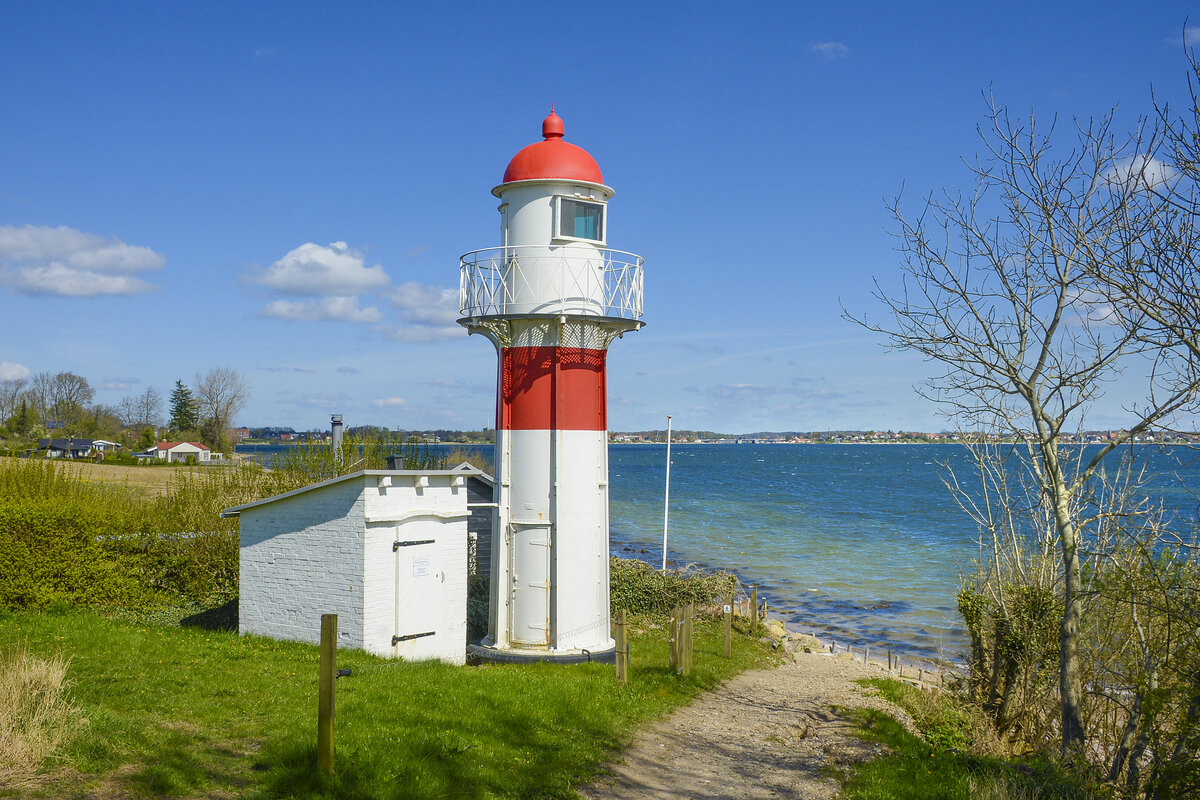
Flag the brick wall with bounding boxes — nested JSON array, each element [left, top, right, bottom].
[[239, 480, 366, 649]]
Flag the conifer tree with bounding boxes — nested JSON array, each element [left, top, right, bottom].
[[168, 379, 199, 433]]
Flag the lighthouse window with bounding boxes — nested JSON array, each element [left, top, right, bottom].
[[556, 198, 604, 243]]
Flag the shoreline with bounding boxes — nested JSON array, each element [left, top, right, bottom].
[[609, 534, 965, 675]]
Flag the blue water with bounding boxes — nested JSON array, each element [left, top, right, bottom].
[[609, 444, 979, 661], [608, 443, 1200, 662], [238, 441, 1200, 663]]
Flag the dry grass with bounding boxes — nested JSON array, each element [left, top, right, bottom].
[[0, 645, 84, 787], [56, 459, 193, 497]]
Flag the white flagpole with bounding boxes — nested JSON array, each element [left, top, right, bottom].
[[662, 414, 672, 571]]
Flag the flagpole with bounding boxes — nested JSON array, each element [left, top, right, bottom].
[[662, 414, 672, 571]]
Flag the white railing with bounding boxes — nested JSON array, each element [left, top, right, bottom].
[[459, 246, 644, 321]]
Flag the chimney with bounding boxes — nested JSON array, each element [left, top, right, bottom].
[[331, 414, 344, 452]]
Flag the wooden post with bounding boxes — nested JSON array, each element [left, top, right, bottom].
[[681, 602, 694, 675], [751, 586, 759, 636], [615, 610, 628, 685], [317, 613, 337, 777], [888, 650, 892, 671], [864, 647, 869, 666], [668, 607, 679, 671], [722, 593, 732, 658]]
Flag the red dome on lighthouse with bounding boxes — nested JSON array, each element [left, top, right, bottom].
[[502, 107, 604, 185]]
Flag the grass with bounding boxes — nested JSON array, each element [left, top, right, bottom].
[[0, 645, 83, 789], [0, 607, 775, 799], [835, 678, 1097, 800]]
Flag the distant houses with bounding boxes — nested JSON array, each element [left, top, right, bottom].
[[33, 438, 123, 458]]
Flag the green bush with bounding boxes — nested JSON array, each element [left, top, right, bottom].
[[609, 556, 738, 617], [0, 498, 157, 610]]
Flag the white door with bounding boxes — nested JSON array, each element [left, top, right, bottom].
[[509, 522, 550, 646], [394, 532, 439, 653]]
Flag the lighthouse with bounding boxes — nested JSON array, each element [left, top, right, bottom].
[[459, 108, 644, 662]]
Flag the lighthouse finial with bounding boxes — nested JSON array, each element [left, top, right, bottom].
[[542, 104, 564, 140]]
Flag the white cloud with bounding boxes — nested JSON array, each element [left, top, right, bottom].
[[372, 281, 464, 341], [1101, 155, 1177, 193], [0, 224, 164, 296], [252, 241, 389, 296], [372, 396, 407, 407], [1166, 27, 1200, 46], [0, 361, 31, 381], [260, 296, 383, 323], [98, 378, 139, 391], [810, 41, 851, 59], [390, 282, 459, 325]]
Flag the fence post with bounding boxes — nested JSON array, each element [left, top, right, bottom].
[[668, 607, 679, 670], [615, 609, 628, 685], [751, 586, 759, 637], [681, 602, 694, 675], [723, 593, 732, 658], [317, 613, 337, 776]]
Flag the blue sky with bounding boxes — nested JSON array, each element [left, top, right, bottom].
[[2, 2, 1198, 434]]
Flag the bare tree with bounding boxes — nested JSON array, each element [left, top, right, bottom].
[[44, 372, 95, 433], [27, 371, 53, 425], [119, 386, 163, 430], [0, 377, 26, 425], [848, 98, 1200, 756], [194, 367, 249, 451]]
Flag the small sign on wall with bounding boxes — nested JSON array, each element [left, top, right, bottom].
[[413, 555, 431, 577]]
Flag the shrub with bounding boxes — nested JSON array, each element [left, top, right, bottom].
[[609, 556, 737, 617], [0, 498, 157, 610]]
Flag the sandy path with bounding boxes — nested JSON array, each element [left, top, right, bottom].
[[577, 651, 914, 800]]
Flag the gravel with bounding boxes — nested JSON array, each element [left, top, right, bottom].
[[577, 649, 917, 800]]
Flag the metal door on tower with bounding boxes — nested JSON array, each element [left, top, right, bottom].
[[509, 522, 550, 646]]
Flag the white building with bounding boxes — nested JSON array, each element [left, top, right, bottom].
[[223, 467, 477, 664], [148, 441, 212, 463]]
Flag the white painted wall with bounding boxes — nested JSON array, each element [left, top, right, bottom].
[[238, 479, 366, 650]]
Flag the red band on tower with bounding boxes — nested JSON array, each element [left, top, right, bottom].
[[498, 346, 608, 431]]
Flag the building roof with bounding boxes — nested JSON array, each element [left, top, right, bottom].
[[38, 438, 93, 450], [501, 108, 604, 186], [220, 465, 484, 518], [156, 441, 211, 451]]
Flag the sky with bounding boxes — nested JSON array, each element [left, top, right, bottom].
[[2, 1, 1199, 434]]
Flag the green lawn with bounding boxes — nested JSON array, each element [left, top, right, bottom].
[[1, 608, 775, 799]]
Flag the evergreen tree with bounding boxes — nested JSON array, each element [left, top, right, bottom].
[[168, 380, 199, 433]]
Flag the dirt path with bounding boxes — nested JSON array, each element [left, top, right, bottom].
[[577, 651, 915, 800]]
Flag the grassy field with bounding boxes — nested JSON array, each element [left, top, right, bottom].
[[1, 608, 776, 799]]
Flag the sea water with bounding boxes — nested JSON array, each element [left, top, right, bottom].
[[608, 443, 1200, 662], [238, 441, 1200, 663]]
